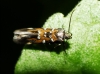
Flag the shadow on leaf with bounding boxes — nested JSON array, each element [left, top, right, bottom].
[[24, 41, 70, 54]]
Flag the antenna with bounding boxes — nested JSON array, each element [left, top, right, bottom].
[[68, 9, 75, 33]]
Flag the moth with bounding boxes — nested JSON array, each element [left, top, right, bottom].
[[13, 10, 74, 45], [13, 28, 72, 45]]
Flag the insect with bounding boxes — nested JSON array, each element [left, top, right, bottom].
[[13, 28, 72, 45], [13, 10, 74, 46]]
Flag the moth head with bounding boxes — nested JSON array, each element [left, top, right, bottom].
[[65, 32, 72, 39]]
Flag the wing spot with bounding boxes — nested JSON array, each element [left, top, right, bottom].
[[42, 40, 45, 43]]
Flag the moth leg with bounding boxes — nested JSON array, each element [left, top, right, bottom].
[[62, 41, 67, 53], [54, 43, 61, 48]]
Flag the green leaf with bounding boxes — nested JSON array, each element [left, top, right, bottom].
[[15, 0, 100, 74]]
